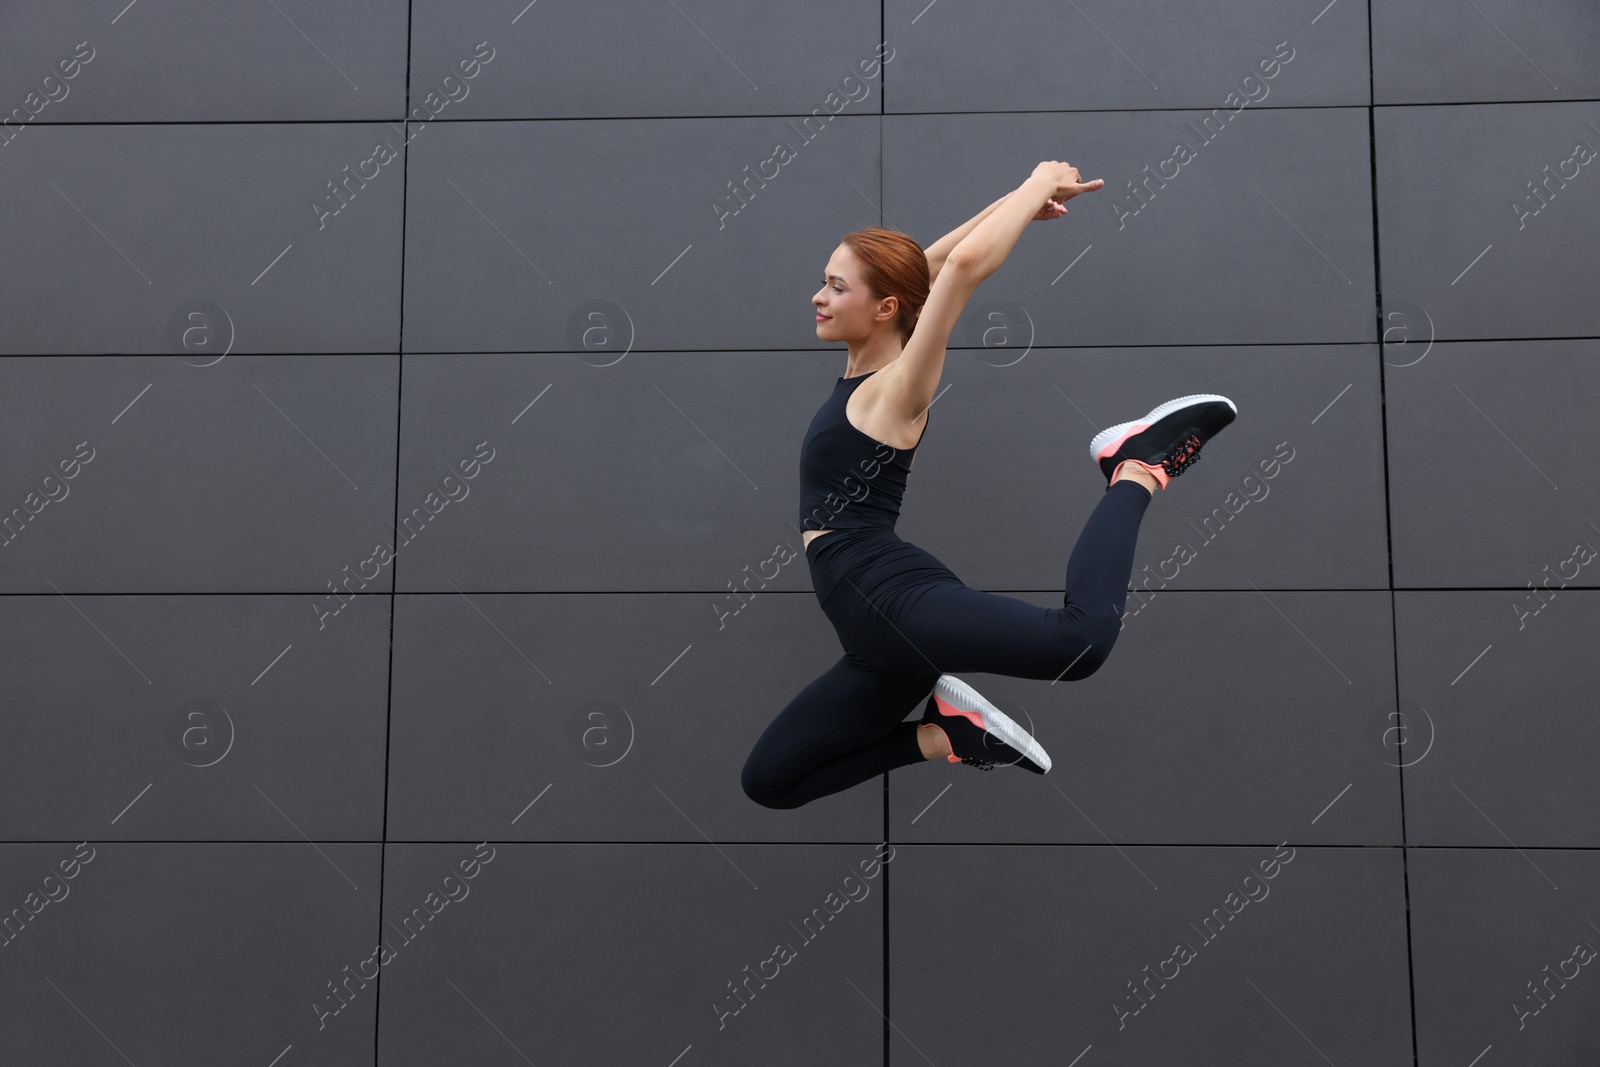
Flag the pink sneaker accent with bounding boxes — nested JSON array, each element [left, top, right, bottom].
[[1109, 457, 1171, 489], [931, 696, 991, 762], [933, 695, 988, 729], [1097, 423, 1173, 489], [1094, 422, 1151, 461], [924, 675, 1054, 773]]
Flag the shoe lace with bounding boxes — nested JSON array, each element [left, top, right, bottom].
[[1161, 432, 1203, 478]]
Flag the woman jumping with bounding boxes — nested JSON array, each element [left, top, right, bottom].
[[741, 160, 1237, 809]]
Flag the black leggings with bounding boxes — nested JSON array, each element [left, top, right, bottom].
[[742, 479, 1152, 808]]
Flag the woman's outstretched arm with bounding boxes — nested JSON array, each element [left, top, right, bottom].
[[950, 161, 1103, 281], [924, 193, 1008, 282], [876, 162, 1103, 424], [924, 189, 1071, 283]]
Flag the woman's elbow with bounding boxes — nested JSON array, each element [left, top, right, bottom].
[[938, 250, 979, 283]]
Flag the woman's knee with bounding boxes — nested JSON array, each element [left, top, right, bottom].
[[741, 754, 801, 809], [1061, 613, 1121, 678], [1060, 644, 1107, 680]]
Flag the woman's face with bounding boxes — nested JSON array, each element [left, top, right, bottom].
[[813, 245, 894, 340]]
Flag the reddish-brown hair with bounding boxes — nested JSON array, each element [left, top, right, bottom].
[[838, 227, 930, 342]]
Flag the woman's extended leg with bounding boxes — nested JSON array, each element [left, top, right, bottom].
[[890, 478, 1154, 680], [742, 656, 937, 809]]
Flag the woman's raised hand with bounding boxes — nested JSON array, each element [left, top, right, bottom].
[[1033, 198, 1068, 221], [1030, 160, 1104, 206]]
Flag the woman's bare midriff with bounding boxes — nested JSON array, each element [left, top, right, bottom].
[[802, 528, 833, 550], [804, 364, 924, 552]]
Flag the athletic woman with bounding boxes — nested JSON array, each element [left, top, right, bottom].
[[740, 160, 1237, 809]]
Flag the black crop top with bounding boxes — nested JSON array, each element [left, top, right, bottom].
[[798, 371, 927, 533]]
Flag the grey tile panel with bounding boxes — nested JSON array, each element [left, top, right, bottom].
[[398, 115, 882, 353], [375, 842, 886, 1066], [392, 345, 1384, 594], [1408, 847, 1600, 1065], [0, 1, 408, 122], [385, 591, 883, 842], [1373, 0, 1598, 104], [0, 125, 404, 354], [410, 0, 886, 119], [1395, 590, 1599, 848], [891, 592, 1401, 846], [1384, 338, 1599, 588], [1375, 101, 1600, 340], [885, 0, 1369, 112], [0, 355, 399, 593], [3, 4, 1596, 1062], [886, 108, 1378, 346], [889, 844, 1412, 1065], [0, 594, 390, 841], [0, 842, 382, 1065]]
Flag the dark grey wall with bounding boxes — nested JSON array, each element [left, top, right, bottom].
[[1, 1, 1596, 1063]]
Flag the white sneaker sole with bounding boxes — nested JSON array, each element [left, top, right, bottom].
[[932, 675, 1052, 773], [1089, 393, 1238, 462]]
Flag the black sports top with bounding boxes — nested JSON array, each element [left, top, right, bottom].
[[798, 371, 927, 533]]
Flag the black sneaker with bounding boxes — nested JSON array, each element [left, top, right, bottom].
[[1091, 394, 1237, 490], [919, 675, 1051, 774]]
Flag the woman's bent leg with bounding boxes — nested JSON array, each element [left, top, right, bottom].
[[896, 479, 1153, 681], [742, 656, 936, 809]]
